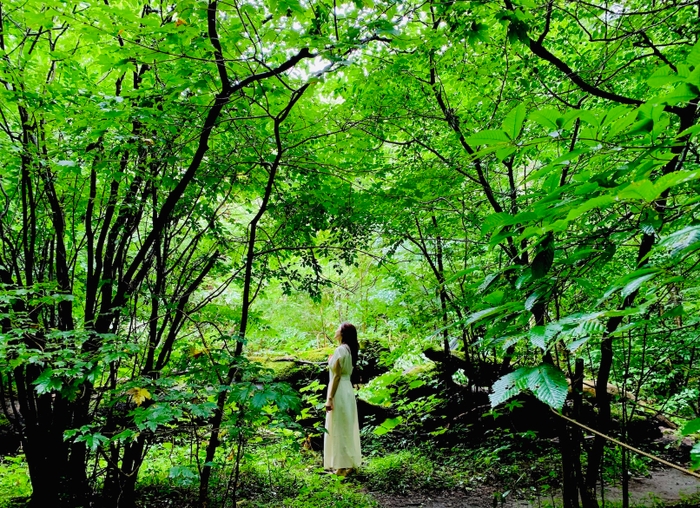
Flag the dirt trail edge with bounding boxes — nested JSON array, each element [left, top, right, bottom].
[[370, 468, 700, 508]]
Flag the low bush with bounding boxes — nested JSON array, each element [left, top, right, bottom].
[[356, 449, 455, 494]]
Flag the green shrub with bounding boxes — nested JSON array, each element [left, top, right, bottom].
[[357, 449, 455, 494], [278, 475, 377, 508], [0, 455, 31, 507]]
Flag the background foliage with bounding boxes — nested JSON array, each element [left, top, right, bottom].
[[1, 0, 700, 507]]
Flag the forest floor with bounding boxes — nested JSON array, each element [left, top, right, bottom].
[[368, 468, 700, 508]]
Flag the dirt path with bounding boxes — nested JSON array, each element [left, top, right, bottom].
[[598, 468, 700, 505], [370, 468, 700, 507]]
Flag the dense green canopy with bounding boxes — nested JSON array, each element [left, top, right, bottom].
[[1, 0, 699, 506]]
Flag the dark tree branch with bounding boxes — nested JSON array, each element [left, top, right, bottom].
[[105, 46, 314, 331], [639, 31, 677, 72]]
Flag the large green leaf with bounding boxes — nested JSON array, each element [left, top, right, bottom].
[[659, 225, 700, 257], [682, 417, 700, 436], [686, 41, 700, 66], [489, 364, 568, 410], [527, 324, 561, 350], [655, 170, 700, 195], [374, 416, 402, 436], [530, 108, 562, 131], [464, 306, 504, 326], [657, 83, 699, 105], [525, 364, 568, 410], [502, 104, 527, 140], [489, 369, 527, 407], [566, 195, 614, 222], [465, 129, 510, 146], [647, 65, 681, 88], [616, 180, 659, 202]]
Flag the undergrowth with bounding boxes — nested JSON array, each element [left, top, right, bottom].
[[0, 455, 31, 508], [132, 444, 376, 508], [354, 449, 455, 494]]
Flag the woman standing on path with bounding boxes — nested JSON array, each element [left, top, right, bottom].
[[324, 322, 362, 475]]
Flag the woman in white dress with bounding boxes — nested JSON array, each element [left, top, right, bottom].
[[324, 322, 362, 475]]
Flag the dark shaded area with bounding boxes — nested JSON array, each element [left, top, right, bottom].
[[0, 400, 22, 455]]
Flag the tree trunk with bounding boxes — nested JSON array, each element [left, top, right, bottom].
[[103, 435, 147, 508], [21, 390, 88, 507]]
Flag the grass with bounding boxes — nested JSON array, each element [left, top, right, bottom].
[[354, 449, 455, 495], [131, 440, 376, 507], [131, 441, 460, 506]]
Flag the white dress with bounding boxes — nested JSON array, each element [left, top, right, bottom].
[[324, 344, 362, 469]]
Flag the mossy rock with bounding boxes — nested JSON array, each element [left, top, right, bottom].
[[252, 360, 319, 385], [250, 348, 331, 388], [257, 340, 390, 387]]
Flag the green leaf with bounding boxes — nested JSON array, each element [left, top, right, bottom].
[[531, 234, 554, 279], [601, 105, 635, 127], [607, 109, 637, 138], [502, 104, 527, 140], [619, 269, 661, 298], [562, 248, 597, 265], [496, 146, 517, 161], [627, 118, 654, 136], [189, 402, 218, 418], [33, 368, 62, 394], [374, 416, 402, 435], [526, 364, 568, 410], [657, 83, 699, 106], [490, 363, 567, 410], [528, 322, 562, 351], [682, 418, 700, 436], [481, 212, 512, 235], [616, 180, 658, 202], [169, 465, 198, 480], [655, 170, 700, 195], [76, 432, 108, 452], [659, 225, 700, 257], [484, 289, 505, 305], [464, 306, 504, 326], [490, 369, 528, 407], [566, 195, 614, 222], [477, 273, 500, 293], [567, 336, 591, 352], [530, 108, 562, 131], [528, 326, 547, 350], [686, 41, 700, 66], [251, 389, 271, 409], [465, 129, 510, 146], [524, 290, 542, 311], [690, 443, 700, 471], [529, 148, 591, 182], [444, 266, 478, 284], [647, 65, 681, 88], [676, 124, 700, 138], [686, 66, 700, 87]]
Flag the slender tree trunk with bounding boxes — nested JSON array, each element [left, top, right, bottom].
[[198, 83, 309, 507], [584, 105, 695, 505], [560, 420, 579, 508], [103, 435, 147, 508]]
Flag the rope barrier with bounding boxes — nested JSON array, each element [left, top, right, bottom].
[[550, 408, 700, 480]]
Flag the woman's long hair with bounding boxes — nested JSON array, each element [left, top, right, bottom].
[[339, 322, 359, 367]]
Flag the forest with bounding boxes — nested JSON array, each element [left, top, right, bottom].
[[1, 0, 700, 507]]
